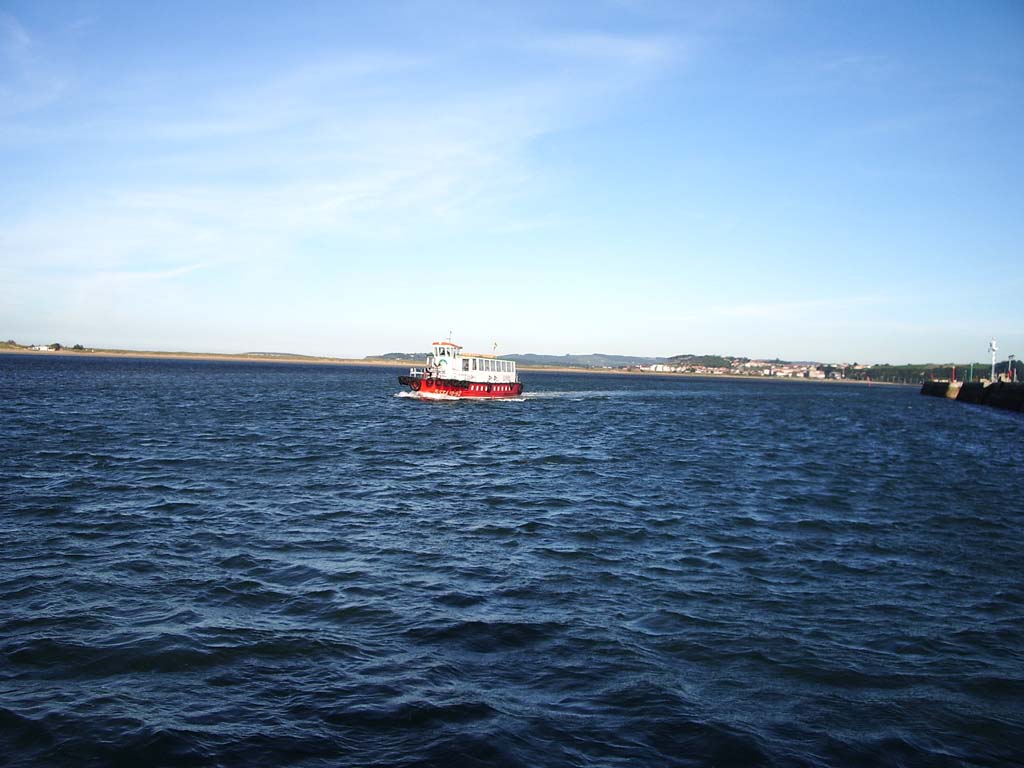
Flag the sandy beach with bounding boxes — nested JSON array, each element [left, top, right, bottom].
[[1, 346, 412, 368]]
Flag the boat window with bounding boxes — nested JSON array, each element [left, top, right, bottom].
[[463, 359, 469, 371]]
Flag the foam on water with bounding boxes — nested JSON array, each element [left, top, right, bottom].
[[522, 389, 653, 400], [395, 389, 526, 402]]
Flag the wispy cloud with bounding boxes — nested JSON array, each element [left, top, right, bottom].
[[534, 32, 676, 66], [0, 12, 67, 115], [0, 12, 31, 55], [816, 51, 897, 83], [712, 295, 885, 321], [91, 262, 210, 283], [2, 29, 679, 281]]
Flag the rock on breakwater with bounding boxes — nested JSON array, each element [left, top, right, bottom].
[[922, 379, 1024, 412]]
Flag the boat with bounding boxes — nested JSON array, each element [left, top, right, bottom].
[[398, 340, 524, 398]]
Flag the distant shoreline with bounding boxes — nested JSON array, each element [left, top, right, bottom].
[[0, 346, 410, 367], [1, 347, 912, 385]]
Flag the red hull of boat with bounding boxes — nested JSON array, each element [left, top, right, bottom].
[[399, 376, 523, 398]]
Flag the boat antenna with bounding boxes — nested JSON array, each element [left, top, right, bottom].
[[492, 341, 498, 354]]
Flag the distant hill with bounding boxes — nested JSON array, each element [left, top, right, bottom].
[[367, 351, 663, 368], [506, 353, 664, 368]]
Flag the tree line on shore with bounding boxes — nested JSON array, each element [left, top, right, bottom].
[[838, 361, 1023, 383]]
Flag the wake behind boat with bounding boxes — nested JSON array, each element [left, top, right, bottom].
[[398, 340, 524, 399]]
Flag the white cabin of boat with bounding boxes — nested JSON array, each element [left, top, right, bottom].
[[411, 341, 518, 384]]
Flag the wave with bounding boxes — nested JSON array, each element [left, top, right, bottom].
[[4, 356, 1023, 768]]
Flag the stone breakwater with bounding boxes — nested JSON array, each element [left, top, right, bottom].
[[921, 380, 1024, 412]]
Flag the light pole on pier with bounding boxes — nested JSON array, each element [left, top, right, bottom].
[[989, 338, 998, 382]]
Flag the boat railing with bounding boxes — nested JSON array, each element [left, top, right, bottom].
[[409, 367, 426, 376]]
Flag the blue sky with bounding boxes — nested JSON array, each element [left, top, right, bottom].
[[2, 1, 1022, 362]]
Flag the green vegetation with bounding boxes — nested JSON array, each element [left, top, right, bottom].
[[840, 361, 1023, 383], [665, 354, 741, 369]]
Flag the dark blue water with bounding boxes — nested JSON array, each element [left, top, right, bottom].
[[2, 354, 1022, 767]]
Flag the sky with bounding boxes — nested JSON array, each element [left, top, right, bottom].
[[1, 1, 1022, 363]]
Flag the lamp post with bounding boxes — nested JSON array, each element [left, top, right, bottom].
[[989, 338, 998, 382]]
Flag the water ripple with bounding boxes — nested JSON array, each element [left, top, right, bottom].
[[1, 355, 1022, 767]]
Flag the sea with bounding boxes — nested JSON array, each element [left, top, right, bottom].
[[2, 354, 1022, 767]]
